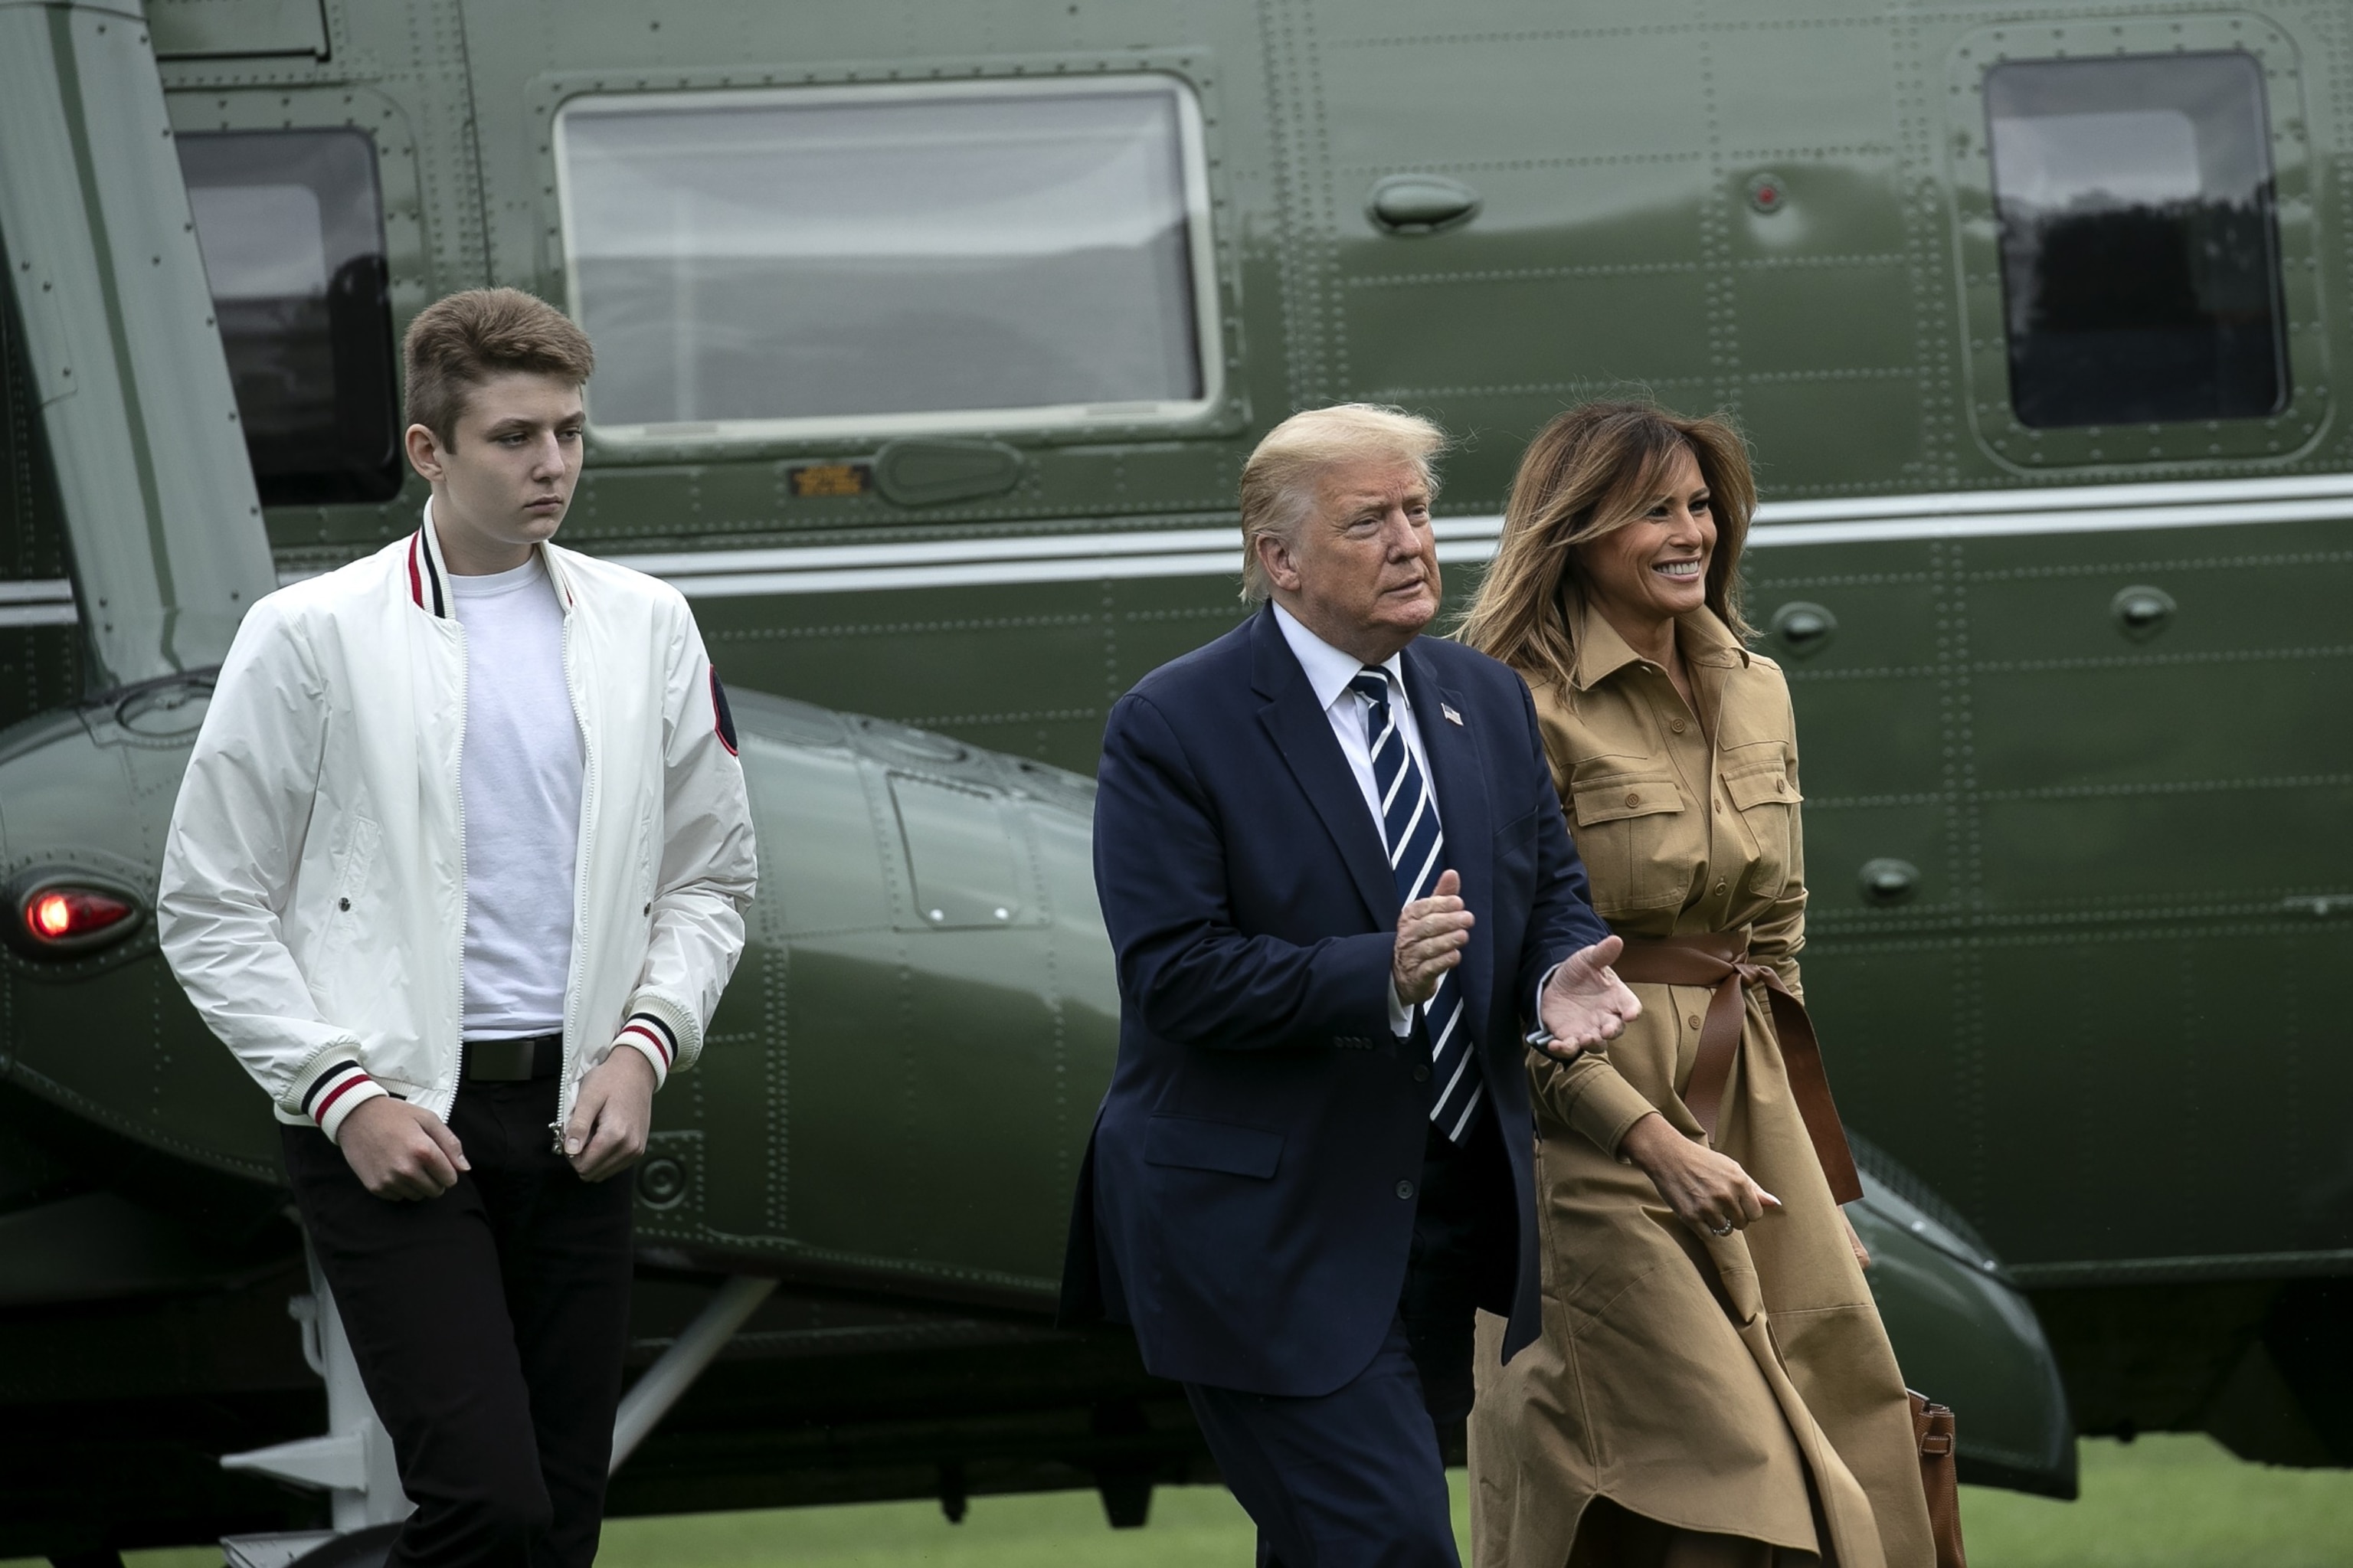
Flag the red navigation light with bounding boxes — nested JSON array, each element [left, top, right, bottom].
[[23, 887, 133, 944], [1, 872, 145, 959]]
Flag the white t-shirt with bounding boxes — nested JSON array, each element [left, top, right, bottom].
[[447, 554, 582, 1038]]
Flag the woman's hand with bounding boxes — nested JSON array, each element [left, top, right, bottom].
[[1841, 1207, 1873, 1270], [1619, 1112, 1780, 1238]]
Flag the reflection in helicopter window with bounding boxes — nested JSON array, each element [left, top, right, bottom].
[[1985, 51, 2289, 429], [554, 77, 1219, 441], [178, 129, 402, 505]]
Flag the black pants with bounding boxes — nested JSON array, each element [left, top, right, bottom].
[[1185, 1102, 1518, 1568], [1400, 1098, 1517, 1426], [283, 1079, 636, 1568]]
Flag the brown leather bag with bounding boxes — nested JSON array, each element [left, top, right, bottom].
[[1909, 1390, 1965, 1568]]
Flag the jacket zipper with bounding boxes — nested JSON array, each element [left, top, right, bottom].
[[448, 616, 470, 1120], [555, 594, 597, 1134]]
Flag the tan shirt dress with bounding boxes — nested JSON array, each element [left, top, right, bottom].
[[1467, 606, 1935, 1568]]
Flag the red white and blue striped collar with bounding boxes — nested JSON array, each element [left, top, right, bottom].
[[407, 499, 575, 617], [406, 502, 452, 617]]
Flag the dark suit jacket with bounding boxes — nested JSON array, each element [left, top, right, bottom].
[[1059, 605, 1611, 1396]]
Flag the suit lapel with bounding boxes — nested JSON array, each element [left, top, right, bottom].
[[1250, 609, 1397, 927], [1402, 644, 1494, 1042]]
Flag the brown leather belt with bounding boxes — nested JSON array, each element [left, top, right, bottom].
[[1610, 932, 1862, 1203], [463, 1033, 562, 1082]]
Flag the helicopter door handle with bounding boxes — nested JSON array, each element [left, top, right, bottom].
[[1366, 175, 1481, 235], [1859, 858, 1919, 905], [1769, 601, 1838, 658], [2111, 584, 2175, 640]]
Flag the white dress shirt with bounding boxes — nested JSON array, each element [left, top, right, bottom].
[[1272, 602, 1438, 1037], [1271, 602, 1569, 1052]]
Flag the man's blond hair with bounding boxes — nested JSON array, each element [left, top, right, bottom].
[[1238, 404, 1446, 601]]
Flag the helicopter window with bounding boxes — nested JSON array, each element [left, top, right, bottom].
[[1985, 52, 2288, 428], [177, 129, 402, 506], [555, 77, 1219, 443]]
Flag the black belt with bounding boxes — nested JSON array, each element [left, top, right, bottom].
[[463, 1033, 563, 1082]]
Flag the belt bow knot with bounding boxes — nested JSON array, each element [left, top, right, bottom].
[[1608, 931, 1863, 1203]]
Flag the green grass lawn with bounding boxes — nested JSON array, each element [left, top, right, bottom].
[[35, 1432, 2353, 1567]]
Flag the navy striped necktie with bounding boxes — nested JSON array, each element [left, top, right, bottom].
[[1348, 668, 1482, 1144]]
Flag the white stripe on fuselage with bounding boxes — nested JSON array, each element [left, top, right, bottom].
[[0, 578, 77, 627], [139, 470, 2353, 610], [590, 470, 2353, 599]]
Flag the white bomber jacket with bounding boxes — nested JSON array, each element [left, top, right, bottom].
[[159, 512, 758, 1141]]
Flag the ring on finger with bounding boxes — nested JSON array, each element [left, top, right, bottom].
[[1707, 1219, 1733, 1237]]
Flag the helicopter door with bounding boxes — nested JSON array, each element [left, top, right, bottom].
[[1872, 15, 2353, 1285]]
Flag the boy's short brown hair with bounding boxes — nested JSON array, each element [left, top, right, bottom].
[[402, 288, 595, 447]]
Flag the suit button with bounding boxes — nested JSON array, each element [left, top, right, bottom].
[[1624, 791, 1641, 807], [1412, 1063, 1430, 1082], [1396, 1180, 1415, 1200], [1688, 1015, 1703, 1030]]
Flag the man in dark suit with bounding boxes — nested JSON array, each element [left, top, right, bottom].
[[1061, 404, 1640, 1566]]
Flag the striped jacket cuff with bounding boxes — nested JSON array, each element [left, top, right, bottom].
[[303, 1059, 389, 1144], [614, 1012, 677, 1089]]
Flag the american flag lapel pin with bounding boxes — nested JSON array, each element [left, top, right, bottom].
[[1442, 703, 1464, 726]]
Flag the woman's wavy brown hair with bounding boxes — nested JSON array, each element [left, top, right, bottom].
[[1455, 401, 1757, 692]]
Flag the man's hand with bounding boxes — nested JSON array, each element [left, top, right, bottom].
[[339, 1098, 469, 1201], [565, 1045, 655, 1182], [1621, 1112, 1780, 1238], [1536, 935, 1640, 1058], [1393, 868, 1474, 1007]]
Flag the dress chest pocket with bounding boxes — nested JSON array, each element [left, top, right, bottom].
[[1567, 771, 1688, 914], [1721, 744, 1800, 899]]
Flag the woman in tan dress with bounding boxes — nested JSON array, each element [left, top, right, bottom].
[[1457, 403, 1934, 1568]]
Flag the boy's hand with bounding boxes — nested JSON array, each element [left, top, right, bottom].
[[339, 1098, 469, 1200], [565, 1045, 655, 1182]]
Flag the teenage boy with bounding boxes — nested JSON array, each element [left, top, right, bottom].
[[159, 287, 757, 1567]]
